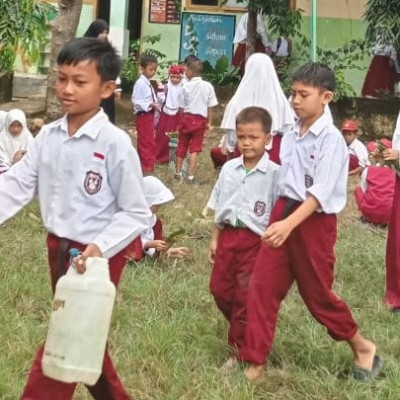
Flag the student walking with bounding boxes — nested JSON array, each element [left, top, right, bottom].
[[241, 62, 382, 383], [0, 38, 152, 399]]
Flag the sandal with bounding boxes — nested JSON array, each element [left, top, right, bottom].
[[353, 354, 383, 381]]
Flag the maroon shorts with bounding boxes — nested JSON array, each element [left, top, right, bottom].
[[176, 113, 207, 158]]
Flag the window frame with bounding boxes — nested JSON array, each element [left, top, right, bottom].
[[185, 0, 297, 12]]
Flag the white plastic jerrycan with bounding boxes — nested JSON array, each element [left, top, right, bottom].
[[42, 256, 116, 385]]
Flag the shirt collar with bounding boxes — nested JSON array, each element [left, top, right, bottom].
[[59, 109, 108, 140], [140, 74, 151, 83], [348, 139, 357, 149], [189, 77, 202, 82], [234, 152, 271, 173], [294, 113, 330, 137]]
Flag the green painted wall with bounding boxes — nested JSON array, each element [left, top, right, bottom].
[[76, 5, 95, 37], [299, 17, 369, 95]]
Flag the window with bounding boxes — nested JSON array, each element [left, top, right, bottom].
[[190, 0, 218, 6]]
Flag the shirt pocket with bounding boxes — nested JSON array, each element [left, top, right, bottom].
[[302, 144, 316, 188], [82, 160, 108, 197]]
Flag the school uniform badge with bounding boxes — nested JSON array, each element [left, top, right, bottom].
[[84, 171, 103, 195], [254, 201, 266, 216], [305, 174, 314, 188]]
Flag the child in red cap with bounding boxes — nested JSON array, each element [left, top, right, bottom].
[[155, 65, 184, 164], [341, 120, 369, 175], [355, 139, 395, 225]]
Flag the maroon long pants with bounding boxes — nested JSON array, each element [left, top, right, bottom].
[[240, 198, 358, 365], [210, 227, 261, 352], [20, 234, 130, 400], [136, 112, 156, 172]]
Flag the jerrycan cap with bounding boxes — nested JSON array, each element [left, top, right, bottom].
[[69, 248, 80, 258]]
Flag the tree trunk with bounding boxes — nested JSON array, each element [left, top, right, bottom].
[[246, 10, 257, 61], [45, 0, 83, 121]]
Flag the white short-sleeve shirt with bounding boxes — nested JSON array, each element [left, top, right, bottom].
[[0, 110, 152, 258], [208, 152, 280, 236], [131, 74, 156, 114], [278, 114, 349, 214], [348, 138, 370, 168], [178, 77, 218, 118]]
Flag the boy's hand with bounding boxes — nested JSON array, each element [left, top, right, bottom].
[[146, 240, 168, 251], [208, 239, 218, 264], [382, 148, 399, 161], [261, 220, 293, 248], [166, 247, 189, 259], [73, 243, 102, 274]]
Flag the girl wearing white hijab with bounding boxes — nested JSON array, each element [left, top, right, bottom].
[[0, 109, 33, 173], [129, 176, 189, 260], [221, 53, 294, 133], [211, 53, 294, 169]]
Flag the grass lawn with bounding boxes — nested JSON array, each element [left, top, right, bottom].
[[0, 126, 398, 400]]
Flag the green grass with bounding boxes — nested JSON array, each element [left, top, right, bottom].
[[0, 132, 398, 399]]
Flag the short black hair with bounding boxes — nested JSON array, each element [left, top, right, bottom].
[[292, 62, 335, 92], [140, 54, 158, 68], [184, 54, 198, 65], [57, 37, 121, 81], [187, 59, 203, 75], [236, 107, 272, 134]]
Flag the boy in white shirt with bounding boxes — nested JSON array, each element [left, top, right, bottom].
[[132, 54, 159, 172], [0, 38, 151, 399], [175, 58, 218, 184], [341, 119, 369, 175], [208, 106, 280, 370], [241, 62, 382, 383]]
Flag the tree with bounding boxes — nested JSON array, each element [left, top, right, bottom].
[[0, 0, 55, 101], [364, 0, 400, 48], [46, 0, 83, 120]]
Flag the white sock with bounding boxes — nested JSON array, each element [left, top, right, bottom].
[[188, 175, 194, 180], [175, 171, 182, 176]]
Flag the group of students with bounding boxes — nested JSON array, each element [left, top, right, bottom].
[[206, 61, 392, 382], [132, 53, 218, 185], [2, 33, 400, 399]]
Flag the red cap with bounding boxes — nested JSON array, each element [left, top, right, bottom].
[[366, 141, 377, 153], [169, 65, 184, 75], [341, 120, 358, 132], [380, 138, 392, 149]]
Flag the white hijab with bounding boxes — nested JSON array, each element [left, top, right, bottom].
[[143, 176, 175, 207], [0, 109, 34, 166], [221, 53, 294, 134]]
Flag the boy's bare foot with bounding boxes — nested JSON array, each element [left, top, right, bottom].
[[348, 331, 376, 371], [220, 356, 238, 373], [244, 363, 264, 382]]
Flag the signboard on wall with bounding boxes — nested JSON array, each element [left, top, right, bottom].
[[149, 0, 181, 24], [179, 12, 235, 66]]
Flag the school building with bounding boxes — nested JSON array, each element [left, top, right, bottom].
[[23, 0, 369, 95]]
